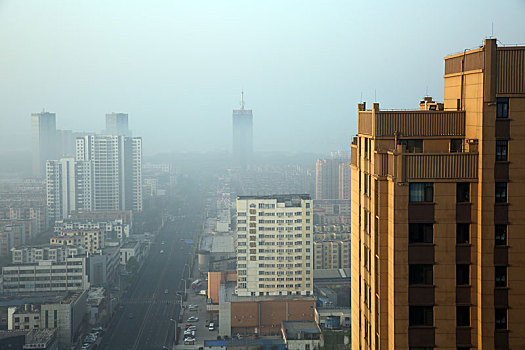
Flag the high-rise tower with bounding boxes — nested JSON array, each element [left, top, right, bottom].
[[232, 91, 253, 167], [31, 111, 57, 177], [351, 39, 525, 349], [105, 113, 130, 136]]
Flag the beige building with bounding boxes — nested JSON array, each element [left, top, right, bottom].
[[315, 158, 350, 200], [52, 229, 104, 254], [8, 305, 40, 331], [235, 195, 313, 296], [313, 239, 350, 270], [351, 39, 525, 349]]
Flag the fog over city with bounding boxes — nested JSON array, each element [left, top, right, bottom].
[[1, 0, 524, 158]]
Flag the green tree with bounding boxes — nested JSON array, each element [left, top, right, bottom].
[[126, 257, 139, 275]]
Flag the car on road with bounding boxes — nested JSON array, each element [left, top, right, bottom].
[[188, 304, 198, 310], [187, 325, 197, 331], [184, 330, 195, 337], [187, 316, 199, 322], [160, 250, 164, 254], [208, 322, 215, 331], [82, 344, 90, 349], [164, 289, 169, 294], [161, 241, 165, 245], [128, 313, 134, 319], [184, 337, 195, 345]]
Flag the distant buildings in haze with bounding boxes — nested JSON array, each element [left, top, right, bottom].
[[232, 91, 253, 168]]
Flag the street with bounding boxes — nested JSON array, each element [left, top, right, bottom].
[[99, 216, 198, 350]]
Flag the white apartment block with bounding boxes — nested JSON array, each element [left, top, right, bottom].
[[54, 218, 129, 239], [11, 245, 84, 264], [76, 135, 142, 212], [235, 194, 313, 297], [2, 258, 89, 294], [46, 158, 92, 222]]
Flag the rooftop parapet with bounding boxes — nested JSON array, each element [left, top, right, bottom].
[[357, 102, 465, 138]]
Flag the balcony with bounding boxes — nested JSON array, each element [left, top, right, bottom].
[[357, 105, 465, 138]]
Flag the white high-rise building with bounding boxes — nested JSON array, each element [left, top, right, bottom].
[[235, 194, 313, 296], [46, 158, 92, 222], [105, 113, 130, 136], [76, 135, 142, 212]]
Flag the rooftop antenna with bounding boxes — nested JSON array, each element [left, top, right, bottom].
[[240, 90, 245, 110], [491, 22, 494, 38], [374, 89, 377, 102], [360, 92, 363, 103], [426, 85, 429, 97]]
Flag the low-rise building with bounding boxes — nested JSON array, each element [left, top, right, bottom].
[[11, 245, 84, 264], [52, 229, 104, 254], [23, 328, 58, 350], [313, 239, 350, 270], [54, 217, 130, 240], [2, 257, 89, 294], [281, 320, 323, 350], [8, 304, 40, 331]]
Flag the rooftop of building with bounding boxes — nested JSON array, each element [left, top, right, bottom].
[[24, 328, 56, 345], [121, 241, 139, 249], [0, 330, 27, 340], [0, 294, 67, 307], [204, 338, 285, 348], [57, 218, 124, 224], [237, 194, 311, 202], [220, 282, 316, 303], [12, 305, 40, 314], [282, 320, 321, 340], [200, 234, 234, 253], [313, 268, 350, 281]]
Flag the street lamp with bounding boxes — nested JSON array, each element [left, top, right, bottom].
[[169, 318, 177, 347]]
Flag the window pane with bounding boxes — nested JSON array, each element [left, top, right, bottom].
[[496, 140, 508, 161], [456, 264, 470, 285], [457, 224, 470, 244], [495, 225, 507, 246], [409, 183, 424, 202], [409, 223, 433, 243], [457, 183, 470, 202], [495, 266, 507, 287], [495, 308, 507, 329], [409, 306, 433, 326], [495, 182, 507, 203], [457, 306, 470, 327], [409, 264, 433, 285], [497, 98, 509, 118]]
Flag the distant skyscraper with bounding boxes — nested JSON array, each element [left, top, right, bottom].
[[232, 91, 253, 167], [76, 135, 142, 212], [105, 113, 130, 136], [235, 194, 313, 296], [31, 111, 57, 177], [315, 158, 350, 200]]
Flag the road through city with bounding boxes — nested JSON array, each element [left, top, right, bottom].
[[99, 215, 199, 350]]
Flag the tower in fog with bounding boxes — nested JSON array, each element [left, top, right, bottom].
[[232, 91, 253, 167], [31, 111, 57, 177], [105, 113, 130, 136]]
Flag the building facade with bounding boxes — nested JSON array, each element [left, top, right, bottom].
[[315, 158, 350, 200], [105, 112, 130, 136], [351, 39, 525, 349], [232, 91, 253, 168], [313, 239, 350, 270], [76, 135, 142, 212], [235, 195, 313, 296]]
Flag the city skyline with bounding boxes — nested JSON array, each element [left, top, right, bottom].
[[1, 1, 525, 156]]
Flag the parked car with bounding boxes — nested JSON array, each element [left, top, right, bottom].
[[187, 316, 199, 322], [208, 322, 215, 331], [187, 325, 197, 331], [184, 337, 195, 345], [164, 289, 169, 294]]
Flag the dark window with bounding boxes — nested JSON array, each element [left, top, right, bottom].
[[409, 306, 433, 326], [409, 223, 433, 244], [45, 311, 48, 329], [457, 183, 470, 203], [495, 182, 507, 203], [451, 139, 462, 152], [53, 310, 57, 328], [495, 308, 507, 329], [457, 306, 470, 326], [409, 183, 433, 202], [456, 264, 470, 285], [409, 264, 433, 285], [495, 225, 507, 246], [457, 98, 461, 111], [364, 137, 369, 159], [399, 139, 423, 153], [496, 140, 508, 161], [495, 266, 507, 288], [409, 348, 434, 350], [24, 317, 29, 322], [457, 224, 470, 244], [497, 98, 509, 118]]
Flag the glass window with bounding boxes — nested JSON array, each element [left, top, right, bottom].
[[457, 183, 470, 203], [496, 140, 508, 161], [457, 306, 470, 327], [409, 264, 433, 285], [495, 225, 507, 246], [495, 266, 507, 288], [495, 308, 507, 329], [497, 98, 509, 118], [495, 182, 507, 203], [456, 264, 470, 285], [400, 139, 423, 153], [409, 306, 433, 326], [409, 223, 433, 244], [456, 224, 470, 244], [409, 183, 433, 202], [450, 139, 462, 152]]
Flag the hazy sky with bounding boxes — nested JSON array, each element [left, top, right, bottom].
[[1, 1, 524, 155]]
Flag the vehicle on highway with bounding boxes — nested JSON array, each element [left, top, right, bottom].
[[164, 289, 169, 294], [209, 322, 215, 331], [128, 313, 134, 319], [187, 316, 199, 322], [161, 241, 165, 245], [184, 330, 195, 337], [160, 250, 164, 254], [187, 325, 197, 331], [188, 304, 198, 310], [184, 337, 195, 345], [92, 326, 104, 332], [82, 344, 90, 349]]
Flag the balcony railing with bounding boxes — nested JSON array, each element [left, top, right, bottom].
[[358, 109, 465, 137]]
